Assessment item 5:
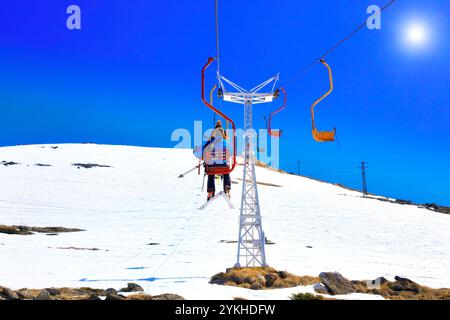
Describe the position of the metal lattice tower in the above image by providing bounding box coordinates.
[218,73,279,268]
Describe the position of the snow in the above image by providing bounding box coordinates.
[0,143,449,300]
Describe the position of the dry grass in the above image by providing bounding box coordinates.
[125,294,154,300]
[290,293,327,300]
[3,286,184,300]
[210,267,319,290]
[16,289,42,299]
[0,225,32,235]
[0,225,84,235]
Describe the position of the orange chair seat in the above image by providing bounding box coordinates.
[313,129,335,142]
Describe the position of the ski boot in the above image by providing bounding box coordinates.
[207,191,215,202]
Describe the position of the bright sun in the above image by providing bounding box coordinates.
[405,23,428,46]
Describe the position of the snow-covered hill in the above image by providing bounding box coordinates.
[0,144,449,300]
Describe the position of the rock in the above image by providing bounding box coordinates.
[319,272,356,295]
[16,289,36,300]
[35,290,52,300]
[0,286,19,300]
[264,273,279,287]
[151,293,185,300]
[395,199,413,205]
[72,163,112,169]
[87,295,102,300]
[1,161,19,166]
[250,282,263,290]
[277,271,288,279]
[390,276,421,294]
[210,272,227,285]
[376,277,389,285]
[45,288,61,296]
[17,226,85,234]
[105,288,117,295]
[0,225,33,235]
[313,283,329,294]
[120,283,143,293]
[105,293,126,300]
[422,203,450,215]
[0,225,85,235]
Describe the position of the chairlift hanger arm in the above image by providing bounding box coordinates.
[210,84,217,105]
[201,57,237,174]
[268,87,287,137]
[311,59,333,129]
[310,59,336,142]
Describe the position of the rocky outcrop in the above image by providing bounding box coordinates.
[210,267,319,290]
[315,273,450,300]
[319,272,356,295]
[119,283,144,293]
[105,293,126,300]
[421,203,450,215]
[0,287,19,300]
[0,285,184,300]
[72,163,112,169]
[151,294,185,300]
[1,161,19,166]
[0,225,85,236]
[35,290,52,300]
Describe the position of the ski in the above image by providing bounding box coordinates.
[198,191,235,210]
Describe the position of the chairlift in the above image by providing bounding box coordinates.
[311,59,336,142]
[201,57,237,175]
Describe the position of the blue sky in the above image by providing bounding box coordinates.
[0,0,449,205]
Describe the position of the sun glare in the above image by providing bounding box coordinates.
[405,23,428,47]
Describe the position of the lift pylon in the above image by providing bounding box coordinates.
[217,71,280,268]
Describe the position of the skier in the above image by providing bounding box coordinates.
[203,120,231,201]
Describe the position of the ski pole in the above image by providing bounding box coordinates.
[201,173,206,192]
[178,165,200,178]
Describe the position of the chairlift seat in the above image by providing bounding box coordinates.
[312,128,336,142]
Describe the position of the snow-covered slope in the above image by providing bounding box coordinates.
[0,144,449,300]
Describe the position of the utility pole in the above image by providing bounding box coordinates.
[360,161,368,197]
[263,115,268,130]
[297,160,301,176]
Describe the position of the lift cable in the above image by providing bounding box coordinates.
[215,0,221,74]
[282,0,397,86]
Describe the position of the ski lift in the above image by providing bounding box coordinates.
[210,84,217,108]
[210,84,229,133]
[268,87,287,137]
[201,57,237,176]
[311,59,336,142]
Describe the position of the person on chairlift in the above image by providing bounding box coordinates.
[203,120,231,201]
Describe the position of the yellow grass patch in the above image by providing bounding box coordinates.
[210,267,319,290]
